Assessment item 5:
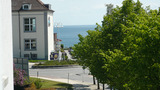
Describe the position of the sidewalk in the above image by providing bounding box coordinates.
[31,76,102,90]
[29,62,36,69]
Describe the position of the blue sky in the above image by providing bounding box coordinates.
[41,0,160,25]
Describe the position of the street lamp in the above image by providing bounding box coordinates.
[55,22,63,62]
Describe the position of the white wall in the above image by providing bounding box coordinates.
[0,0,13,90]
[47,11,54,60]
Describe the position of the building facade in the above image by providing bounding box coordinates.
[12,0,54,60]
[0,0,13,89]
[54,33,62,52]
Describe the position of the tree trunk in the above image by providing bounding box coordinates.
[103,83,105,90]
[110,86,112,90]
[93,76,96,85]
[157,86,160,90]
[97,79,100,89]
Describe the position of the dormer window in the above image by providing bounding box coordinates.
[22,4,31,10]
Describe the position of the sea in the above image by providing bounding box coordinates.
[54,25,97,48]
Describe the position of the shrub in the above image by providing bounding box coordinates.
[25,83,36,90]
[14,65,26,86]
[34,79,42,89]
[65,56,68,60]
[61,44,64,49]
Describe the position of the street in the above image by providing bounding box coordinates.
[30,66,93,83]
[29,65,110,90]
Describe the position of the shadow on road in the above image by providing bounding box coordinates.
[72,84,90,90]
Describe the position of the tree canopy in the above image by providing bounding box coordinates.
[73,0,160,89]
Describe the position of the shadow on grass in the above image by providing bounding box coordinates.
[54,83,73,90]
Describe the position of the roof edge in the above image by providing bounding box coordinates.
[12,10,55,12]
[37,0,49,10]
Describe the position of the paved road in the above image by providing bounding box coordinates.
[30,66,93,83]
[29,66,110,90]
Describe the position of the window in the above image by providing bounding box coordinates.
[22,4,31,10]
[24,18,36,32]
[24,54,29,58]
[24,39,36,50]
[48,17,50,27]
[31,54,37,59]
[24,5,29,10]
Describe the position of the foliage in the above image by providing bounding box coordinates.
[14,65,27,86]
[30,77,73,89]
[34,79,42,89]
[61,44,65,52]
[61,48,64,52]
[35,60,78,66]
[24,83,36,90]
[61,44,64,49]
[73,0,160,89]
[65,55,68,60]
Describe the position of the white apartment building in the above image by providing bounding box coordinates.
[0,0,13,89]
[12,0,54,60]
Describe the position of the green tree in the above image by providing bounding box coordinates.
[101,0,160,89]
[73,25,109,89]
[74,0,160,89]
[61,44,64,49]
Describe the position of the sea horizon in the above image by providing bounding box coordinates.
[54,25,97,48]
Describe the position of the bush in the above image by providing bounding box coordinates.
[14,65,26,86]
[65,56,68,60]
[61,48,64,52]
[34,60,78,66]
[25,83,36,90]
[34,79,42,89]
[61,44,64,49]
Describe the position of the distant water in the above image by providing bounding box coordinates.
[54,25,96,48]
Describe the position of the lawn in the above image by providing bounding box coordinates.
[33,60,78,66]
[30,77,73,89]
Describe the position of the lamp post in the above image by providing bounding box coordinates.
[55,22,63,62]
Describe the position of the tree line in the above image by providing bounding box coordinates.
[73,0,160,89]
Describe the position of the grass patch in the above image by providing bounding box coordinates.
[35,60,78,66]
[30,77,72,89]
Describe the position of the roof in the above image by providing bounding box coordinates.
[57,39,62,42]
[54,33,62,42]
[12,0,54,12]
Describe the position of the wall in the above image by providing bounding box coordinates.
[12,11,46,59]
[12,10,54,60]
[20,11,45,59]
[12,12,20,58]
[47,11,54,60]
[0,0,13,90]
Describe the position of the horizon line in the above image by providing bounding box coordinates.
[60,24,102,26]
